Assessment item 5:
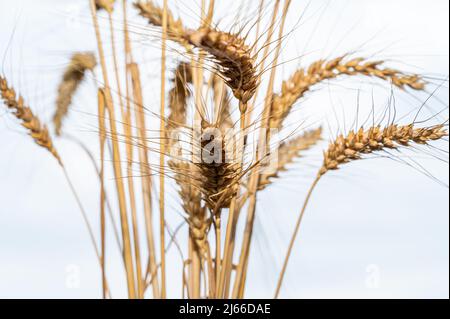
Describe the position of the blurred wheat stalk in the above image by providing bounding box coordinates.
[0,0,448,299]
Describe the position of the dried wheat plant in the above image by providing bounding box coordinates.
[53,52,97,136]
[0,0,448,300]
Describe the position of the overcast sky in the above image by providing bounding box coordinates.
[0,0,448,299]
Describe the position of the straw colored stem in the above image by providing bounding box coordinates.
[107,9,144,299]
[122,2,148,298]
[233,0,290,298]
[159,0,168,299]
[129,62,160,298]
[89,0,136,299]
[98,88,107,299]
[274,175,321,298]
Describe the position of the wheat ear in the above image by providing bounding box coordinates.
[258,127,322,190]
[196,123,241,210]
[134,0,190,49]
[320,124,447,175]
[0,75,112,294]
[275,122,448,298]
[184,28,258,111]
[270,57,427,130]
[53,52,97,136]
[169,160,210,253]
[1,76,61,164]
[167,62,192,134]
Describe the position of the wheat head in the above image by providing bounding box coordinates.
[184,28,258,111]
[53,52,97,136]
[1,76,61,164]
[320,124,447,175]
[270,57,426,130]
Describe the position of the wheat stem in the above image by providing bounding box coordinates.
[233,0,290,299]
[274,174,321,298]
[129,62,160,298]
[159,0,168,299]
[89,0,136,299]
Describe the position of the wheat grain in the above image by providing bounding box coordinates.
[270,57,426,130]
[167,62,192,134]
[320,124,447,175]
[134,0,190,49]
[184,28,258,109]
[169,160,210,254]
[53,52,97,136]
[1,76,61,164]
[258,127,322,190]
[196,123,241,210]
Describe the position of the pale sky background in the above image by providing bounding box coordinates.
[0,0,448,299]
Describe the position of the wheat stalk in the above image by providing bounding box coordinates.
[89,0,136,298]
[275,122,448,298]
[270,57,427,130]
[233,0,290,299]
[213,75,234,132]
[1,75,112,295]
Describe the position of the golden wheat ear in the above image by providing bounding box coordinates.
[1,76,62,164]
[276,122,448,298]
[169,160,210,254]
[184,28,259,112]
[134,0,190,49]
[320,124,448,175]
[270,57,427,130]
[53,52,97,136]
[258,127,323,191]
[166,62,192,134]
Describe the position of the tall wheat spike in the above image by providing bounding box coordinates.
[53,52,97,136]
[1,76,61,164]
[319,124,447,175]
[167,62,192,134]
[270,57,426,130]
[275,122,448,298]
[169,160,210,253]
